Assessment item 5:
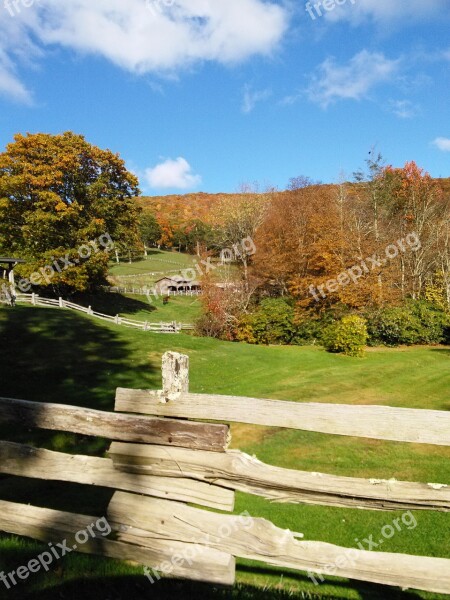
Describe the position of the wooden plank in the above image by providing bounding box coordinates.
[108,491,450,594]
[0,500,235,585]
[115,389,450,445]
[0,441,234,511]
[0,397,229,452]
[108,443,450,512]
[162,351,189,399]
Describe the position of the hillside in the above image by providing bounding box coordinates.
[138,178,450,216]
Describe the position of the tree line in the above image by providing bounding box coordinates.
[2,130,449,353]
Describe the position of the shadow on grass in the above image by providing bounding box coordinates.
[0,303,160,596]
[0,304,157,453]
[237,564,426,600]
[429,348,450,356]
[14,574,431,600]
[71,291,156,317]
[10,576,334,600]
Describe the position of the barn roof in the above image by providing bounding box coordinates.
[0,257,25,265]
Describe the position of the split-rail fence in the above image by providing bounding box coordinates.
[9,293,194,332]
[0,352,449,593]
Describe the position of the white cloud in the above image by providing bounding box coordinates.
[325,0,448,24]
[0,0,288,102]
[241,85,271,113]
[0,57,32,103]
[388,99,420,119]
[145,157,202,189]
[307,50,400,108]
[432,137,450,152]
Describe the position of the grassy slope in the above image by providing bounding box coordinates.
[109,249,196,277]
[107,250,237,287]
[72,291,202,324]
[0,304,449,600]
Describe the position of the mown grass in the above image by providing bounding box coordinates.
[109,249,196,276]
[73,291,202,324]
[107,249,237,286]
[0,303,449,600]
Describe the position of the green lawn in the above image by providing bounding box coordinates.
[0,304,449,600]
[72,291,202,324]
[109,250,196,277]
[107,249,237,287]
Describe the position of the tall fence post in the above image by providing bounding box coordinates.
[59,297,64,308]
[161,351,189,402]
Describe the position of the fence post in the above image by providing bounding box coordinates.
[59,297,64,308]
[31,293,36,306]
[161,351,189,401]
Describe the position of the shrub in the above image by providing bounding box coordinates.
[236,298,295,345]
[292,304,350,346]
[322,315,368,357]
[366,301,450,346]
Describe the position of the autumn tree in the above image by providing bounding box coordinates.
[286,175,321,190]
[212,193,269,281]
[196,272,262,340]
[382,161,449,300]
[0,131,141,292]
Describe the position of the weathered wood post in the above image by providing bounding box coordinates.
[161,351,189,402]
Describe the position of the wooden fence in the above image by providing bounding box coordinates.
[13,293,194,333]
[105,285,202,297]
[0,352,449,593]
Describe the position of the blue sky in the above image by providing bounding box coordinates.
[1,0,449,195]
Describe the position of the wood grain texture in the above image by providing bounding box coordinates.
[0,396,229,452]
[0,500,235,585]
[109,443,450,512]
[0,441,234,511]
[107,491,450,594]
[162,351,189,398]
[116,388,450,445]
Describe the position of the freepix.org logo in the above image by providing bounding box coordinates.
[306,0,357,21]
[0,517,111,590]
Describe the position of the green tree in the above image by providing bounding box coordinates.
[0,131,141,292]
[140,213,162,249]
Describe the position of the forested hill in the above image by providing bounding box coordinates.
[138,177,450,217]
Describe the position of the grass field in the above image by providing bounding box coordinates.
[109,250,196,277]
[0,303,449,600]
[73,291,202,324]
[108,249,237,287]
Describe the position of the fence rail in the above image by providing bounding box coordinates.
[105,285,202,297]
[14,293,194,333]
[0,351,449,594]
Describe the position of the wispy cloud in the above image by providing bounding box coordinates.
[432,137,450,152]
[145,157,202,189]
[388,99,420,119]
[0,0,289,102]
[241,85,271,113]
[0,56,32,104]
[325,0,448,24]
[307,50,400,108]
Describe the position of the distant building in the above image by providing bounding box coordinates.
[154,276,201,295]
[0,257,25,289]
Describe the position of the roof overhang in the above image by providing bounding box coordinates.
[0,257,25,266]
